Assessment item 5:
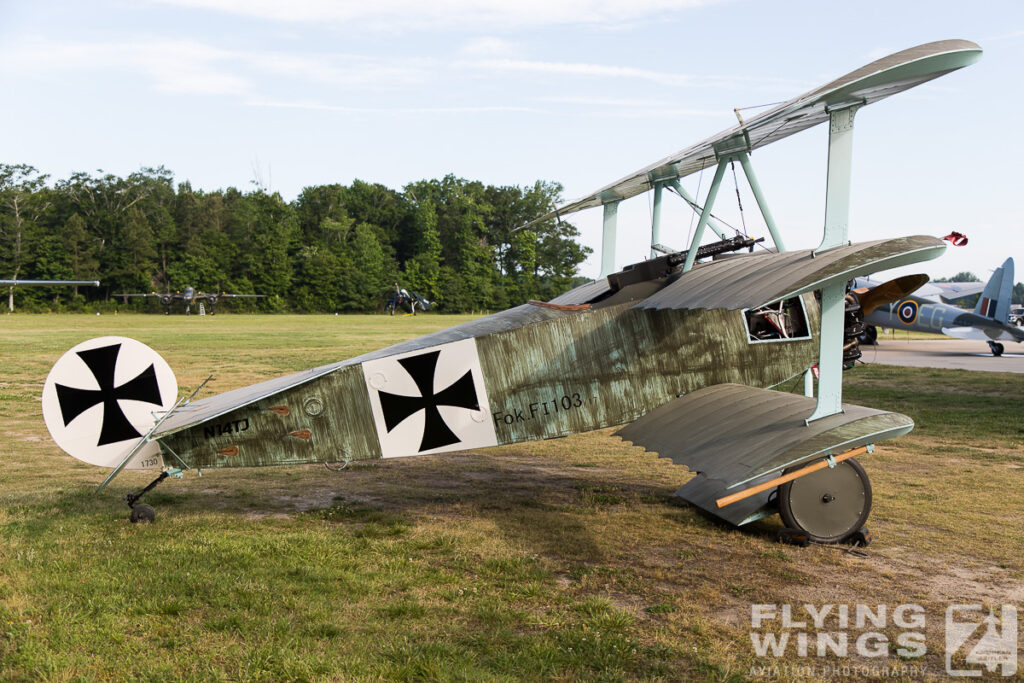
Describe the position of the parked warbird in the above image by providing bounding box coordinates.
[42,41,981,544]
[114,285,266,315]
[855,258,1024,356]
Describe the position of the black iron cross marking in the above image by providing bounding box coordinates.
[377,350,479,452]
[55,343,164,446]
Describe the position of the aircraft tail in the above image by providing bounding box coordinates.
[973,258,1014,322]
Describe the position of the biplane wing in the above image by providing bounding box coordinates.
[527,39,981,224]
[551,236,944,308]
[632,236,943,311]
[617,384,912,526]
[41,39,980,545]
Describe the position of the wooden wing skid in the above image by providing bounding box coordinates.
[633,235,945,311]
[527,40,981,225]
[616,383,913,525]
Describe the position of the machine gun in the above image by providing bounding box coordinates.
[607,236,763,292]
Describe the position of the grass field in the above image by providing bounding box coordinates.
[1,314,1022,681]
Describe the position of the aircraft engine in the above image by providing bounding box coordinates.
[843,291,864,369]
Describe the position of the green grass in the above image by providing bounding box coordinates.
[1,314,1022,680]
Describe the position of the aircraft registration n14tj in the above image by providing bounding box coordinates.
[43,40,981,543]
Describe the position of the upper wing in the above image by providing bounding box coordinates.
[527,40,981,225]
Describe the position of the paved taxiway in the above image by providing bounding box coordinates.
[860,338,1024,373]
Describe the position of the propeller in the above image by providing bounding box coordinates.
[852,274,929,315]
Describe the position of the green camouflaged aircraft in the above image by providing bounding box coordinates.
[42,40,981,544]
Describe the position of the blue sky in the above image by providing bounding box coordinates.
[1,1,1021,280]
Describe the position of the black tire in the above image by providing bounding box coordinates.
[778,458,871,544]
[130,504,156,524]
[858,325,877,346]
[992,342,1004,357]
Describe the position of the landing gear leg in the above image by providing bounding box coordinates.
[777,458,872,544]
[125,471,170,523]
[988,341,1004,357]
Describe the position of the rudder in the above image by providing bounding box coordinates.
[974,258,1014,321]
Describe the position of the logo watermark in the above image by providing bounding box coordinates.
[946,604,1017,677]
[747,602,1018,678]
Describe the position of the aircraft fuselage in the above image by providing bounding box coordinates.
[158,296,821,470]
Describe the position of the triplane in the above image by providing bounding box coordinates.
[43,41,981,544]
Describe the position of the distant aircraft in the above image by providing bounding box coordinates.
[41,40,980,545]
[2,279,100,312]
[115,286,266,315]
[385,284,431,316]
[855,258,1024,355]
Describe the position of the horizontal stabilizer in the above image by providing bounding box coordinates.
[633,236,944,311]
[942,325,1024,343]
[617,383,913,523]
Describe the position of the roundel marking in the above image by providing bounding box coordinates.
[42,336,177,469]
[896,300,919,325]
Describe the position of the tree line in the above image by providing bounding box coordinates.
[0,164,591,313]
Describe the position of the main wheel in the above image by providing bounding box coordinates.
[130,504,156,524]
[778,458,871,544]
[858,325,877,346]
[989,342,1004,357]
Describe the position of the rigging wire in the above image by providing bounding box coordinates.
[733,99,786,113]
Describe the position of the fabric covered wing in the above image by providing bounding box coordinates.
[616,383,913,524]
[633,236,944,311]
[526,40,980,224]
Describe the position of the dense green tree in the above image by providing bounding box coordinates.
[935,272,980,282]
[1,165,591,313]
[341,223,392,311]
[402,199,442,304]
[0,164,53,310]
[62,213,100,297]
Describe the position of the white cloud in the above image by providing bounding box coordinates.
[539,95,722,117]
[4,37,250,95]
[464,58,696,86]
[2,37,431,95]
[150,0,721,30]
[458,37,522,58]
[247,98,541,114]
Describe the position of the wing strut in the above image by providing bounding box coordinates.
[737,152,785,252]
[681,158,730,273]
[649,182,663,259]
[808,103,862,422]
[600,202,619,278]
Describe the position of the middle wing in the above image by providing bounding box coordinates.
[552,235,945,310]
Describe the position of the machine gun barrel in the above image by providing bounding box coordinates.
[607,236,763,292]
[666,235,763,268]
